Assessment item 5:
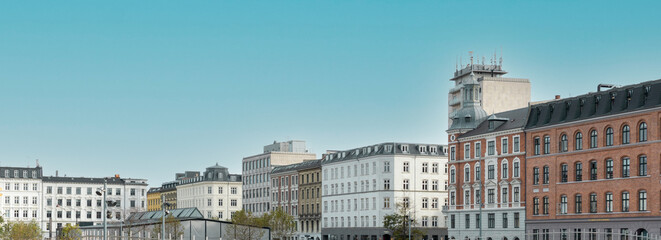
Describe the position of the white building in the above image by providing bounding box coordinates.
[321,143,449,240]
[242,140,316,216]
[0,166,43,225]
[41,175,148,237]
[176,164,242,221]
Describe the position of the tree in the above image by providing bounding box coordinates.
[383,203,425,240]
[225,210,266,240]
[59,224,81,240]
[263,207,296,240]
[151,214,184,239]
[0,220,43,240]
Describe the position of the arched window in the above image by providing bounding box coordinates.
[475,163,481,181]
[575,162,583,181]
[543,166,549,184]
[560,134,568,152]
[543,136,551,154]
[605,192,613,213]
[464,165,471,182]
[639,155,648,176]
[560,164,568,182]
[559,195,568,214]
[589,193,597,213]
[622,125,630,144]
[533,137,541,155]
[533,197,539,215]
[622,191,630,212]
[450,166,456,183]
[590,130,598,148]
[638,190,647,211]
[575,194,582,213]
[639,122,648,142]
[575,132,583,150]
[501,160,508,179]
[533,167,539,185]
[605,158,614,179]
[512,159,520,178]
[590,161,597,180]
[622,157,630,178]
[606,127,614,146]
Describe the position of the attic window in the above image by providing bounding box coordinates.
[644,86,651,104]
[374,146,379,152]
[401,145,409,153]
[386,145,393,153]
[489,121,495,130]
[465,116,471,122]
[367,147,372,154]
[626,89,633,107]
[430,146,438,153]
[419,146,426,153]
[565,101,571,111]
[355,149,360,155]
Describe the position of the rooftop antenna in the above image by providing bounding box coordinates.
[499,47,503,67]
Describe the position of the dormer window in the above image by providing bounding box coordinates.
[430,146,437,154]
[355,149,360,155]
[386,145,393,153]
[489,121,495,130]
[401,145,409,153]
[419,146,426,153]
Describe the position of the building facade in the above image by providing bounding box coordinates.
[160,181,178,210]
[524,80,661,239]
[448,55,530,127]
[146,187,161,212]
[242,140,316,216]
[271,164,300,240]
[0,166,43,224]
[445,108,528,240]
[321,143,448,240]
[297,160,321,240]
[176,164,242,221]
[41,175,148,237]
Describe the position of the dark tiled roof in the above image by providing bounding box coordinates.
[526,79,661,129]
[0,166,43,179]
[272,159,321,174]
[459,107,530,138]
[42,176,148,186]
[321,142,446,165]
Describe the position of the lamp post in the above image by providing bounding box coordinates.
[161,194,171,240]
[408,215,413,240]
[95,178,108,240]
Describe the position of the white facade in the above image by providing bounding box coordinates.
[41,176,148,237]
[176,164,242,221]
[321,143,449,240]
[0,167,43,224]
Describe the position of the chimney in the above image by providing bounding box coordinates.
[555,95,561,100]
[115,174,120,179]
[56,170,58,177]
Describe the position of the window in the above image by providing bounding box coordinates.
[450,215,455,229]
[403,162,409,172]
[464,144,471,159]
[465,214,470,229]
[384,161,391,173]
[513,187,520,202]
[543,196,549,215]
[450,147,455,161]
[622,157,630,178]
[475,142,481,157]
[475,164,481,181]
[464,166,470,182]
[589,193,597,213]
[488,189,495,204]
[560,134,568,152]
[514,212,520,228]
[422,198,428,208]
[450,191,455,205]
[605,159,614,179]
[422,180,428,190]
[488,141,495,155]
[488,165,495,179]
[622,192,630,212]
[502,138,508,154]
[534,137,540,155]
[560,195,567,214]
[543,166,549,184]
[639,122,648,142]
[575,162,583,181]
[422,163,428,173]
[403,198,409,208]
[432,163,438,173]
[513,161,519,178]
[590,130,598,148]
[432,216,438,227]
[402,179,409,190]
[533,167,540,185]
[384,197,390,209]
[543,136,550,154]
[450,167,456,183]
[638,155,647,176]
[606,127,614,146]
[605,192,613,213]
[638,190,647,211]
[590,161,597,180]
[513,136,520,152]
[575,132,583,150]
[383,179,390,190]
[432,198,438,208]
[561,164,568,182]
[475,214,481,228]
[533,197,539,215]
[488,213,495,228]
[622,125,630,144]
[575,194,582,213]
[502,213,508,228]
[502,161,508,179]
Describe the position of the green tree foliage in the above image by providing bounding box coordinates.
[383,203,425,240]
[225,210,266,240]
[59,224,81,240]
[263,207,295,240]
[150,214,184,239]
[0,220,43,240]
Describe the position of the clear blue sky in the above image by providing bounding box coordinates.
[1,1,660,186]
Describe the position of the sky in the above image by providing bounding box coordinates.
[1,1,661,186]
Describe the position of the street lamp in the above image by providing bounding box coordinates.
[96,178,108,240]
[161,194,172,240]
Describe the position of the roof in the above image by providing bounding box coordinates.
[207,163,227,169]
[42,176,148,186]
[124,208,204,223]
[526,79,661,129]
[321,142,446,165]
[147,187,161,194]
[271,159,321,174]
[459,107,530,138]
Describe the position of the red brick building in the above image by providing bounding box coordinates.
[524,80,661,239]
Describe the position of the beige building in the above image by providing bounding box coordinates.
[242,140,316,216]
[297,160,321,240]
[448,54,530,127]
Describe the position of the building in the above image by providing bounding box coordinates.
[242,140,316,216]
[271,162,301,239]
[41,175,148,237]
[524,80,661,239]
[176,163,242,221]
[160,181,178,210]
[297,159,322,240]
[0,166,43,224]
[448,53,530,127]
[146,187,161,211]
[445,107,528,240]
[321,142,448,240]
